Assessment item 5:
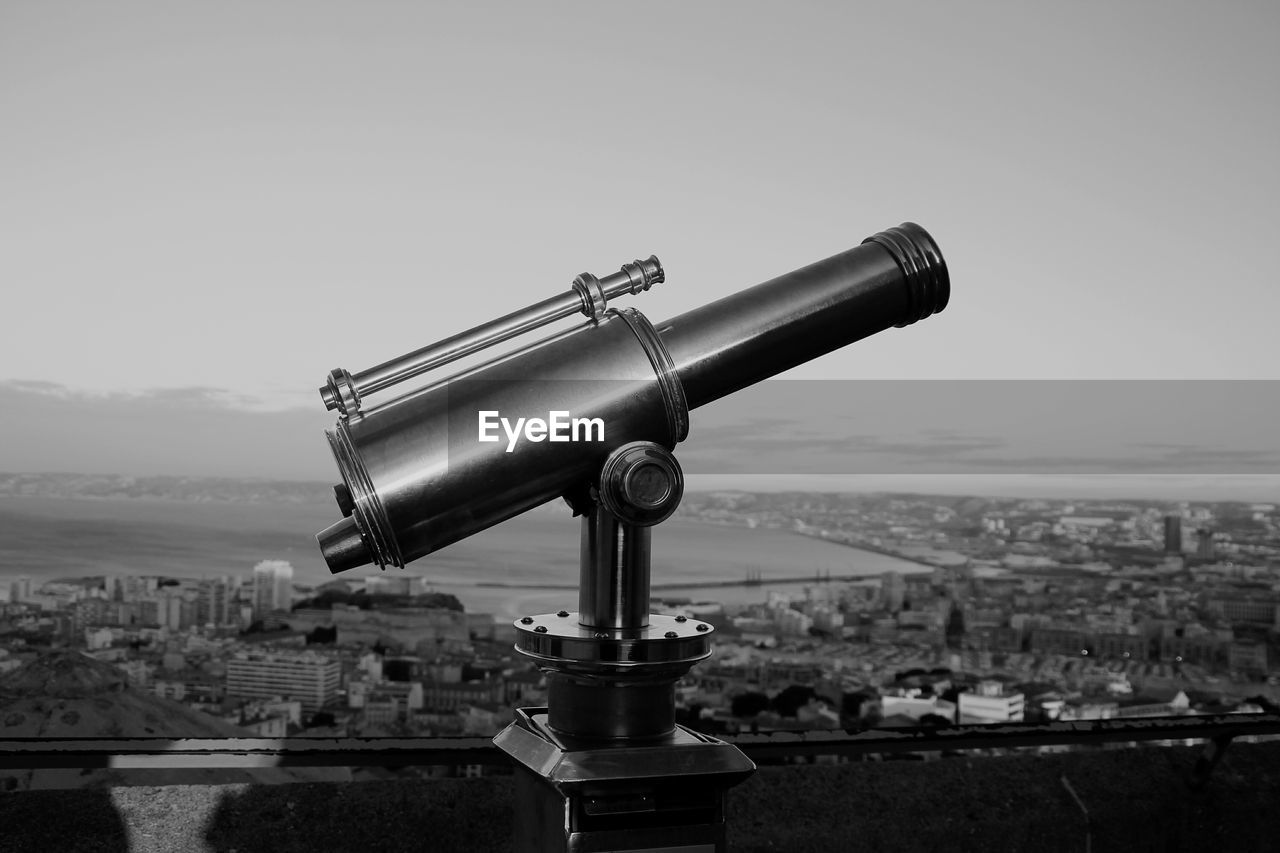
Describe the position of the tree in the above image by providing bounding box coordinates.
[771,685,817,718]
[731,691,770,718]
[308,711,336,728]
[306,625,337,645]
[1246,695,1280,715]
[918,713,953,729]
[841,691,869,719]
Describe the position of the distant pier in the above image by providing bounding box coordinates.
[786,528,956,571]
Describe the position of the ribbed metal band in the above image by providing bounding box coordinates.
[862,221,950,328]
[571,272,607,322]
[610,307,690,445]
[327,424,404,569]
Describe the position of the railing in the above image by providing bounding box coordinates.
[4,713,1279,782]
[6,717,1280,852]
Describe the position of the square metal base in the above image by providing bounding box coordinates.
[494,708,755,853]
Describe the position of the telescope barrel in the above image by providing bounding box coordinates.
[660,222,948,409]
[316,223,948,573]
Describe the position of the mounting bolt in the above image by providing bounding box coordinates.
[557,610,569,617]
[520,617,534,625]
[534,625,548,634]
[696,623,709,632]
[665,631,679,639]
[674,615,688,623]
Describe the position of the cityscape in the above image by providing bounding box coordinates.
[5,0,1278,845]
[3,484,1279,789]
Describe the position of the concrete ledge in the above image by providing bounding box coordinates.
[3,742,1280,852]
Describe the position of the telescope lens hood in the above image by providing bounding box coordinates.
[862,221,950,327]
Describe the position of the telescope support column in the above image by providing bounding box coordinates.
[578,505,651,635]
[495,442,756,852]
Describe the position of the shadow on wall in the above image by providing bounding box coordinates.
[0,786,130,853]
[4,743,1280,851]
[201,778,512,853]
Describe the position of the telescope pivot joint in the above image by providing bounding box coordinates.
[597,441,683,526]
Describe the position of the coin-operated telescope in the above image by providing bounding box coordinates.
[314,223,949,853]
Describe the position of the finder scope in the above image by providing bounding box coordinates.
[316,222,949,574]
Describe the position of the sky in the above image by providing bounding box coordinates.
[3,1,1279,499]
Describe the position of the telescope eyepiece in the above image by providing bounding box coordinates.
[619,255,664,293]
[317,516,371,574]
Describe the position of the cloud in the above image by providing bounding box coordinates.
[1,381,277,412]
[680,414,1013,473]
[5,379,69,395]
[675,382,1280,474]
[4,378,1280,479]
[0,380,332,480]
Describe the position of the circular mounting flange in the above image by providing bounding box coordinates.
[513,612,712,674]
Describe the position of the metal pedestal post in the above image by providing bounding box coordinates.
[494,443,756,852]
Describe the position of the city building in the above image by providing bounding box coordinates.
[225,651,340,711]
[1094,632,1148,661]
[421,679,504,712]
[880,695,954,722]
[288,603,469,648]
[160,593,195,632]
[1158,633,1226,666]
[1059,699,1119,721]
[880,571,905,612]
[197,577,234,627]
[957,681,1025,724]
[252,561,294,618]
[1229,641,1269,674]
[1115,690,1190,719]
[1196,528,1216,561]
[1029,627,1092,657]
[945,602,966,650]
[1164,515,1182,554]
[1207,596,1280,626]
[361,683,425,726]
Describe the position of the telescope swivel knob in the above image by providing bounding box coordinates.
[596,441,683,526]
